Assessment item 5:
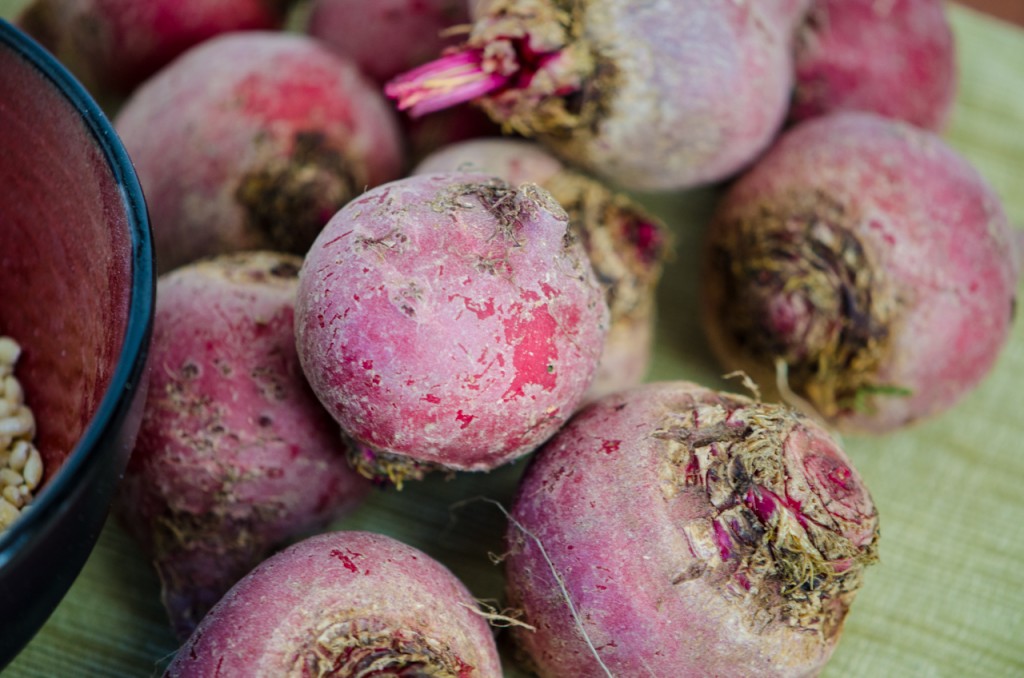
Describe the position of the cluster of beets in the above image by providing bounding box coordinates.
[17,0,1019,676]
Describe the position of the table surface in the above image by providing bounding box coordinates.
[2,3,1023,677]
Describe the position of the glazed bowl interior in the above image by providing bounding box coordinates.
[0,19,153,666]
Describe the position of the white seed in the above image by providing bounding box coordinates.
[0,497,19,529]
[0,418,24,437]
[22,448,42,490]
[8,439,29,471]
[0,406,34,438]
[2,485,22,508]
[0,336,41,533]
[0,337,20,366]
[0,415,28,437]
[4,375,23,405]
[0,468,22,487]
[21,406,35,439]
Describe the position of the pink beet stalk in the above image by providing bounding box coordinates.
[387,49,514,117]
[384,5,588,125]
[304,0,502,164]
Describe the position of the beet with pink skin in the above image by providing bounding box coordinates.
[114,31,404,273]
[791,0,956,131]
[386,0,811,191]
[700,112,1020,434]
[117,252,371,640]
[505,381,879,677]
[414,138,670,402]
[167,531,503,677]
[17,0,294,102]
[295,172,608,485]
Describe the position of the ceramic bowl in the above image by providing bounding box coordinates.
[0,19,153,667]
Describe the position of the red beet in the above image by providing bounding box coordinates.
[294,172,608,485]
[792,0,956,131]
[17,0,294,101]
[701,112,1020,433]
[505,381,879,677]
[167,531,503,677]
[117,252,370,639]
[386,0,811,191]
[414,138,670,402]
[114,31,404,273]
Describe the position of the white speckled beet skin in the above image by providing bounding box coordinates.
[457,0,811,191]
[167,531,503,677]
[540,0,810,190]
[117,252,370,641]
[295,172,608,474]
[414,138,669,403]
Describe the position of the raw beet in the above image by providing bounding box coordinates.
[17,0,294,101]
[117,252,370,640]
[414,138,670,402]
[791,0,956,131]
[386,0,811,191]
[505,381,879,677]
[114,31,404,273]
[700,112,1020,433]
[167,531,503,677]
[294,172,608,485]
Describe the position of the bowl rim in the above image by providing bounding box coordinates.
[0,19,154,563]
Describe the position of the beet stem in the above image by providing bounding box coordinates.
[385,49,512,117]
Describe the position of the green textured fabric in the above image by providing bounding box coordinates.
[4,4,1023,676]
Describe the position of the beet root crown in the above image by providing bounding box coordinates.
[707,189,901,420]
[506,383,880,676]
[234,130,358,256]
[288,616,476,677]
[654,392,879,634]
[385,0,599,137]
